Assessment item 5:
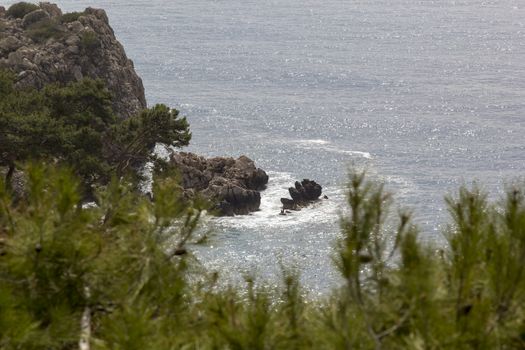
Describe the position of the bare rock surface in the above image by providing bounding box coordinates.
[280,179,323,210]
[0,2,146,118]
[170,152,269,216]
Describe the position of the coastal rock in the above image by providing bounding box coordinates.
[0,36,24,55]
[0,2,146,118]
[280,198,296,210]
[280,179,322,210]
[207,179,261,216]
[170,152,268,216]
[38,3,62,18]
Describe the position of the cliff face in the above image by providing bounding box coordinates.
[0,3,270,215]
[0,2,146,118]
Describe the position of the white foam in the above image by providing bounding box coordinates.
[290,139,372,159]
[212,171,346,230]
[294,139,331,145]
[329,149,372,159]
[153,143,172,161]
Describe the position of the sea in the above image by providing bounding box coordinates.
[5,0,525,294]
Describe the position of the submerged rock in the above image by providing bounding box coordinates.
[280,179,322,210]
[170,152,269,216]
[0,2,146,118]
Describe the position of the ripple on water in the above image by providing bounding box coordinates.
[190,171,348,292]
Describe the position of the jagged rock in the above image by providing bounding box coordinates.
[280,198,296,210]
[0,167,27,202]
[289,187,302,202]
[213,183,261,216]
[223,155,269,191]
[280,179,322,210]
[170,152,268,216]
[0,36,24,55]
[301,179,322,200]
[38,2,62,18]
[0,3,146,118]
[0,6,6,18]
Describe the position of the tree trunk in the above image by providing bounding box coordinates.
[5,163,15,190]
[79,286,92,350]
[79,306,91,350]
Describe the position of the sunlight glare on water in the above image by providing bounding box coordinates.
[7,0,525,292]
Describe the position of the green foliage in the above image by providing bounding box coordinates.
[25,18,65,43]
[80,31,100,52]
[2,151,525,347]
[322,173,525,349]
[0,70,191,192]
[0,69,14,97]
[60,11,85,24]
[0,76,115,188]
[6,2,39,19]
[0,164,205,349]
[105,104,191,178]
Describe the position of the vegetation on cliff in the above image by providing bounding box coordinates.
[5,2,39,19]
[0,69,190,194]
[0,2,146,118]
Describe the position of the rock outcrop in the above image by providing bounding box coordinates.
[281,179,322,210]
[0,2,146,118]
[170,152,269,216]
[0,4,272,216]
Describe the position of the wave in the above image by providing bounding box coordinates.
[188,171,347,294]
[294,139,331,145]
[213,171,346,231]
[291,139,372,159]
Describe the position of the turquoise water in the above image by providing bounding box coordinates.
[6,0,525,292]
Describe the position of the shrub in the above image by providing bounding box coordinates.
[80,30,99,51]
[6,2,39,19]
[60,11,85,24]
[0,69,14,97]
[25,18,64,43]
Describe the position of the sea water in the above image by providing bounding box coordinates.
[6,0,525,293]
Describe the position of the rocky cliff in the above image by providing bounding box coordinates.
[1,3,271,215]
[0,2,146,118]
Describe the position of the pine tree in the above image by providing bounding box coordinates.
[0,69,191,193]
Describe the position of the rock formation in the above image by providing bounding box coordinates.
[0,2,146,118]
[170,152,269,216]
[281,179,323,210]
[0,4,272,217]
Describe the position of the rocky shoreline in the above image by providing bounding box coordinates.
[169,152,269,216]
[1,2,324,217]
